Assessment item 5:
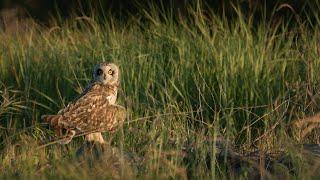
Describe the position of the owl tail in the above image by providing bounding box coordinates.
[42,114,63,127]
[42,114,75,144]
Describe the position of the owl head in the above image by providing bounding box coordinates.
[93,62,120,86]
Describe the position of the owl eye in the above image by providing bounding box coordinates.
[108,69,113,75]
[96,69,103,76]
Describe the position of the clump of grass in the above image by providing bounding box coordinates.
[1,2,320,178]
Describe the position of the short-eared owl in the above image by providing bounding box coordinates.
[42,62,126,144]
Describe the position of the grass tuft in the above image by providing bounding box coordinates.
[1,4,320,178]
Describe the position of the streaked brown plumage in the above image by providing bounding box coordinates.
[42,62,125,144]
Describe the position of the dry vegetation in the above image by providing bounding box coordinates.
[1,3,320,179]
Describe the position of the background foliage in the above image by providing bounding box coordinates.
[1,1,320,179]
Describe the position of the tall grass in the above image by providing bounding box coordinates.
[1,3,320,178]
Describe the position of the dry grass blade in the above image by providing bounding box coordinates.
[0,85,26,116]
[293,113,320,128]
[292,113,320,140]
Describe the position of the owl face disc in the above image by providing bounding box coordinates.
[93,62,120,86]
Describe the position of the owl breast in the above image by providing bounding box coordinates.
[107,91,117,104]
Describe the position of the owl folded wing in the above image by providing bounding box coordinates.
[42,84,126,136]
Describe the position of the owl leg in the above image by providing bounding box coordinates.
[59,130,76,144]
[85,133,105,144]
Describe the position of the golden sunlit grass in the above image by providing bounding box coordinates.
[1,3,320,179]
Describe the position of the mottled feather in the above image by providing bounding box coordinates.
[42,62,124,144]
[43,83,124,131]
